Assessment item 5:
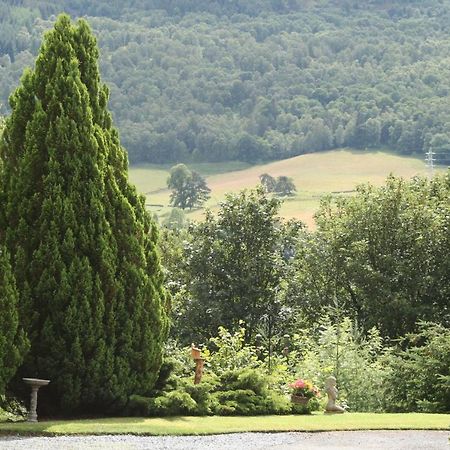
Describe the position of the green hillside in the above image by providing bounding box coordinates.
[129,149,442,227]
[1,1,450,165]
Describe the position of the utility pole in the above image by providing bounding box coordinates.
[425,147,436,178]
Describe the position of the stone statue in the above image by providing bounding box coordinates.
[324,376,345,413]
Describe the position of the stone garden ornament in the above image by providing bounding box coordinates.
[22,378,50,422]
[324,376,346,414]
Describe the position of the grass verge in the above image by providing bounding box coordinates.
[0,413,449,436]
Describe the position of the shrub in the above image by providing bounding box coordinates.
[0,395,27,422]
[292,317,386,412]
[127,367,292,416]
[206,326,261,375]
[381,323,450,413]
[212,368,291,415]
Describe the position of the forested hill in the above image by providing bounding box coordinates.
[1,0,450,165]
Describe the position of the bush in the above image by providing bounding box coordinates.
[291,317,386,412]
[212,368,291,415]
[127,390,198,417]
[127,367,292,416]
[0,395,27,422]
[206,326,262,375]
[381,323,450,413]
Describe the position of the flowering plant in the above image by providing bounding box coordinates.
[289,379,320,398]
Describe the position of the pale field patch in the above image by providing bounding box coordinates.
[128,149,444,228]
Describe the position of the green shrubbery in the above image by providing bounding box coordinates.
[290,318,386,412]
[381,323,450,413]
[0,395,27,422]
[127,367,292,417]
[128,319,450,416]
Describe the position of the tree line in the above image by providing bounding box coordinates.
[1,0,450,165]
[162,172,450,345]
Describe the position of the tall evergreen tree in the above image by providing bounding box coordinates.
[0,246,28,395]
[0,15,168,414]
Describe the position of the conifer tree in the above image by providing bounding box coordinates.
[0,15,168,414]
[0,246,28,395]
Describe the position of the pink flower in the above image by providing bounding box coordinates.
[289,378,321,398]
[290,379,306,389]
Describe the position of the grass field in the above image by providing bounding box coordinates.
[0,413,448,436]
[129,149,445,228]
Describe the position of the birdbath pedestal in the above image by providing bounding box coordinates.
[23,378,50,422]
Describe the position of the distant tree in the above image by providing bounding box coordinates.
[167,164,210,209]
[259,173,276,192]
[163,207,186,230]
[187,171,211,207]
[275,176,296,196]
[167,164,192,209]
[0,15,168,414]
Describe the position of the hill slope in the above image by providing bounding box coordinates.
[1,1,450,165]
[129,149,441,228]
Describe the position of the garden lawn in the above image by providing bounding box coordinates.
[0,413,448,436]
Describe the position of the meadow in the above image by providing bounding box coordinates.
[129,149,441,228]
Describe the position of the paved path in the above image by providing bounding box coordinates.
[0,431,449,449]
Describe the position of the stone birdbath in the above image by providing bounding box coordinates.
[23,378,50,422]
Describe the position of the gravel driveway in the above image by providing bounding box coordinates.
[0,431,449,449]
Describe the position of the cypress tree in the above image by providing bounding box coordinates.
[0,246,28,395]
[0,15,168,414]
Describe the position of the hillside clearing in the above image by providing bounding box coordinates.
[129,149,444,228]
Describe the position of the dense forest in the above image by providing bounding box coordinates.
[1,0,450,164]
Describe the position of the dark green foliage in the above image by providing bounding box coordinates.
[0,247,28,395]
[125,394,155,416]
[275,176,296,196]
[0,15,168,414]
[260,174,296,196]
[0,394,27,422]
[179,188,296,342]
[259,173,276,193]
[382,323,450,413]
[287,173,450,339]
[1,1,450,164]
[167,164,210,210]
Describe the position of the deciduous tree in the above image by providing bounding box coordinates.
[288,174,450,339]
[167,164,210,209]
[178,187,301,343]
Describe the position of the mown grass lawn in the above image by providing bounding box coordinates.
[0,413,449,436]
